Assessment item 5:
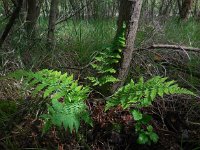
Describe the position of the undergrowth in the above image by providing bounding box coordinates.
[54,19,117,63]
[164,18,200,47]
[9,69,93,133]
[0,17,200,148]
[1,17,200,69]
[0,100,17,129]
[88,24,126,87]
[106,76,195,144]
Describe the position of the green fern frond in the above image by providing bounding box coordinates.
[42,100,92,133]
[11,69,92,134]
[88,24,126,87]
[106,76,195,110]
[105,76,195,144]
[106,76,196,144]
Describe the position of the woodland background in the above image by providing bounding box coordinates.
[0,0,200,149]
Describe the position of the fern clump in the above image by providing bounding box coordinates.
[41,100,92,133]
[88,24,126,86]
[106,76,195,144]
[10,69,92,133]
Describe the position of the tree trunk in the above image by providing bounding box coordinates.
[159,0,165,15]
[0,0,23,48]
[177,0,182,16]
[151,0,156,21]
[26,0,37,38]
[47,0,59,50]
[180,0,193,20]
[19,0,27,25]
[111,0,143,92]
[25,0,42,38]
[115,0,129,37]
[160,0,173,16]
[194,0,199,17]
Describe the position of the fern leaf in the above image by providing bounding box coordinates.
[158,88,164,97]
[150,88,157,100]
[32,83,47,96]
[43,86,57,98]
[52,113,63,127]
[52,99,63,112]
[52,91,66,101]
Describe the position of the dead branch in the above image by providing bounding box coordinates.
[138,44,200,53]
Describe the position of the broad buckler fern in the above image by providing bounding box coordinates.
[9,69,93,133]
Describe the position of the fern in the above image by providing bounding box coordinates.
[10,69,92,133]
[88,24,126,86]
[106,76,195,144]
[41,100,92,133]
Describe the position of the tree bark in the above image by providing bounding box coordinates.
[151,0,156,21]
[177,0,182,16]
[25,0,43,38]
[115,0,129,37]
[26,0,37,37]
[19,0,27,23]
[47,0,59,49]
[180,0,193,20]
[111,0,143,92]
[160,0,173,16]
[0,0,23,48]
[194,0,199,17]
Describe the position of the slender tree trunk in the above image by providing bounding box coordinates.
[115,0,129,37]
[172,0,178,16]
[142,0,149,22]
[194,0,199,17]
[19,0,27,23]
[47,0,59,50]
[177,0,182,16]
[10,0,17,6]
[151,0,156,21]
[25,0,43,38]
[159,0,165,15]
[69,0,79,19]
[161,0,173,16]
[0,0,23,48]
[26,0,37,38]
[111,0,143,92]
[180,0,193,20]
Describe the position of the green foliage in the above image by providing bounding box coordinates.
[58,19,116,63]
[163,18,200,48]
[0,101,17,129]
[88,24,126,86]
[106,76,195,144]
[10,69,92,133]
[41,100,92,133]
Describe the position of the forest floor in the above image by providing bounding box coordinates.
[0,17,200,149]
